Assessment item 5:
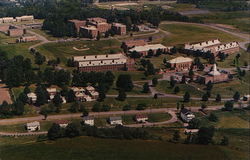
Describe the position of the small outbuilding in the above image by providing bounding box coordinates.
[26,121,40,131]
[109,116,123,126]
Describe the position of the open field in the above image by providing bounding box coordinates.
[113,71,162,81]
[217,50,249,68]
[30,29,58,41]
[0,135,247,160]
[156,80,204,97]
[191,11,250,33]
[160,23,243,46]
[36,39,122,65]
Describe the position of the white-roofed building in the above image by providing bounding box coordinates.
[203,42,240,56]
[184,39,221,51]
[74,53,134,72]
[167,56,193,71]
[27,92,37,104]
[26,121,40,131]
[129,44,171,57]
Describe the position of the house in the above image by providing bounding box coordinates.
[73,53,134,72]
[55,120,69,128]
[86,86,95,92]
[27,92,37,103]
[71,87,85,93]
[47,88,57,95]
[180,108,195,122]
[89,91,99,100]
[129,44,171,57]
[83,116,95,126]
[26,121,40,131]
[135,114,148,123]
[167,56,193,71]
[109,116,123,125]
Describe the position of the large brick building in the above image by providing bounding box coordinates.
[68,17,126,38]
[15,15,34,22]
[184,39,240,56]
[8,28,24,37]
[197,64,229,84]
[112,23,126,35]
[129,44,171,57]
[73,53,134,72]
[17,35,38,43]
[167,56,193,71]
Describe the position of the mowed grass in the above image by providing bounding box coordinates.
[148,113,171,123]
[0,136,246,160]
[160,23,243,46]
[156,80,204,97]
[36,39,122,65]
[30,29,58,41]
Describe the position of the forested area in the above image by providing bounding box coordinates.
[177,0,249,11]
[0,0,201,37]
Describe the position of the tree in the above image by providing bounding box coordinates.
[183,92,190,102]
[35,85,49,106]
[154,94,158,99]
[23,85,31,94]
[13,100,24,115]
[201,104,207,110]
[116,74,134,92]
[206,81,213,91]
[123,104,131,111]
[233,91,240,102]
[102,104,111,112]
[136,103,147,110]
[18,92,28,104]
[82,107,89,117]
[117,89,127,101]
[65,123,80,138]
[215,94,221,102]
[188,69,194,77]
[96,32,101,41]
[202,93,208,101]
[152,77,158,87]
[92,103,101,112]
[174,86,180,94]
[197,127,215,145]
[170,77,176,88]
[35,52,46,68]
[40,106,49,120]
[220,136,229,146]
[188,118,200,129]
[69,102,79,113]
[224,101,234,111]
[66,89,76,102]
[142,83,150,93]
[208,113,218,122]
[52,93,63,112]
[172,130,180,142]
[146,62,155,75]
[48,123,61,140]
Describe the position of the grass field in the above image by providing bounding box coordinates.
[160,23,243,46]
[0,135,247,160]
[191,11,250,33]
[30,29,58,41]
[156,80,204,97]
[113,71,162,81]
[37,39,122,65]
[148,113,171,123]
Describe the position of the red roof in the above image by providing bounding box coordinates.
[135,114,148,119]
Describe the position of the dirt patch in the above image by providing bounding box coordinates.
[0,84,12,104]
[73,47,90,51]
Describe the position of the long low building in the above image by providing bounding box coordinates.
[184,39,240,56]
[73,53,134,72]
[167,56,193,71]
[129,44,171,57]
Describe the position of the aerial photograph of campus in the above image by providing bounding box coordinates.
[0,0,249,159]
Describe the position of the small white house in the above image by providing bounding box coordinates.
[86,86,95,92]
[83,116,94,126]
[135,114,148,123]
[26,121,40,131]
[180,108,195,122]
[27,92,37,103]
[109,116,123,125]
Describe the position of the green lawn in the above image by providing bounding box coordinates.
[0,121,53,133]
[113,71,162,81]
[0,136,247,160]
[148,113,172,123]
[168,3,197,12]
[30,29,58,41]
[36,39,122,65]
[160,23,243,46]
[191,11,250,33]
[156,80,204,97]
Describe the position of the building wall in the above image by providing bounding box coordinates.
[8,29,24,37]
[78,64,126,72]
[169,61,192,71]
[0,25,10,32]
[199,74,229,84]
